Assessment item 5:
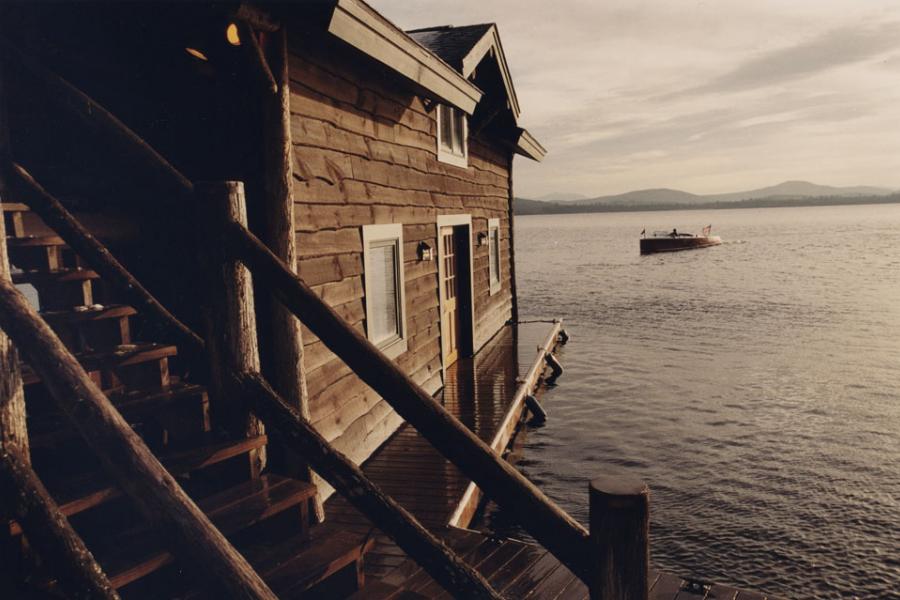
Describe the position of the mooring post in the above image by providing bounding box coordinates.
[589,475,650,600]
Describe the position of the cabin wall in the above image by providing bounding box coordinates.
[287,38,514,488]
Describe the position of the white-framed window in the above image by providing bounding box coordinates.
[362,224,408,358]
[437,104,468,168]
[488,218,501,295]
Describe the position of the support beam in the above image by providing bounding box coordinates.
[226,221,594,583]
[0,279,277,600]
[9,164,205,353]
[238,372,501,600]
[0,450,119,600]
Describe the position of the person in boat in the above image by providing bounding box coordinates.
[671,228,678,238]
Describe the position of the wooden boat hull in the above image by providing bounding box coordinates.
[640,236,721,255]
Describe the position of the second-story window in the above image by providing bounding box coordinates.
[437,104,468,167]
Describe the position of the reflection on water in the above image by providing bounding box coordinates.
[484,204,900,598]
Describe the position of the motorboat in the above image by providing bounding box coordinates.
[640,225,721,254]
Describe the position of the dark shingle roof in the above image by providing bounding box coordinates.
[406,24,494,72]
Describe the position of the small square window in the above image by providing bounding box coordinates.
[362,224,408,358]
[437,104,468,168]
[488,218,501,295]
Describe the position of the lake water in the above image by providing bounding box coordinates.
[486,204,900,598]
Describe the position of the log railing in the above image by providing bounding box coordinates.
[0,449,120,600]
[0,278,277,600]
[220,188,594,582]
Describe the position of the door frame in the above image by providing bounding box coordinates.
[436,214,476,377]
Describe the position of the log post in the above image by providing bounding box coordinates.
[195,181,265,476]
[0,450,119,600]
[589,476,650,600]
[256,27,318,514]
[0,56,30,580]
[0,47,27,463]
[0,278,277,599]
[237,372,501,600]
[226,221,595,582]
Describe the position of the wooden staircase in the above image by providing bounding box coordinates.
[2,202,371,599]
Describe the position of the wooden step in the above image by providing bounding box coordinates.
[21,342,177,388]
[349,580,430,600]
[12,268,96,310]
[6,234,66,248]
[8,435,268,536]
[100,474,317,589]
[41,304,137,325]
[28,382,209,450]
[254,523,373,599]
[40,304,136,352]
[12,268,99,285]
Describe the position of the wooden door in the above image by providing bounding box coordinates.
[440,226,460,366]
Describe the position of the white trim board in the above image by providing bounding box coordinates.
[436,214,476,377]
[361,223,408,359]
[327,0,482,115]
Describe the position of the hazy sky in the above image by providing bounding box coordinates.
[373,0,900,198]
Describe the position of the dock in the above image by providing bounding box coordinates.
[326,320,784,600]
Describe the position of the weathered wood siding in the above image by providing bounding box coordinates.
[287,40,514,489]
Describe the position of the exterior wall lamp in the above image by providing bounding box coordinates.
[477,232,489,246]
[417,241,434,261]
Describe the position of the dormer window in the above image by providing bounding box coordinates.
[437,104,467,167]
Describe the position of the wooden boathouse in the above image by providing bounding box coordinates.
[0,1,781,598]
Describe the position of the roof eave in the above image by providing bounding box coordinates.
[460,25,521,124]
[327,0,483,114]
[515,128,546,162]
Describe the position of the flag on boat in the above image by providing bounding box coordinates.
[702,225,712,236]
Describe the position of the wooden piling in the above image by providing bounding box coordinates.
[589,476,650,600]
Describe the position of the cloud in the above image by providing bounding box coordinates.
[668,22,900,98]
[372,0,900,196]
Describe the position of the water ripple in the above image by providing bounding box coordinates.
[480,205,900,599]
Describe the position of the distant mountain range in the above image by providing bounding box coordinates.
[515,181,900,215]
